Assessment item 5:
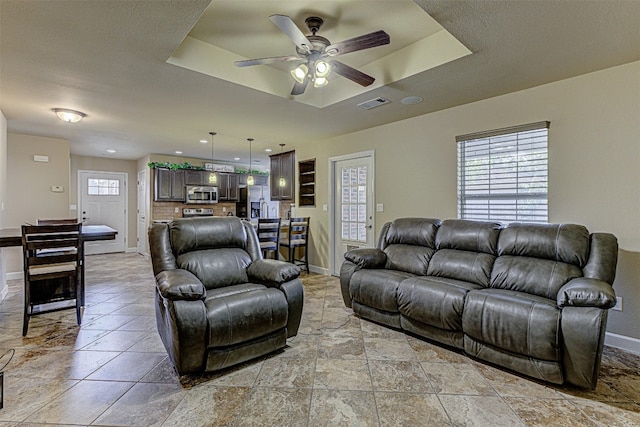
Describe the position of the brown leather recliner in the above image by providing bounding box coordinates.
[149,217,303,375]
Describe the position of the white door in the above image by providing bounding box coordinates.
[330,152,375,276]
[79,171,127,255]
[137,170,147,255]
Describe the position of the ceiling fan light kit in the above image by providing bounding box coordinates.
[234,14,390,96]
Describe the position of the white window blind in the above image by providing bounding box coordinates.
[457,121,549,223]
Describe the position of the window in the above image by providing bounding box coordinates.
[341,165,368,242]
[87,178,120,196]
[457,121,549,223]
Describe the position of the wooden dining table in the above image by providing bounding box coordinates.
[0,225,118,248]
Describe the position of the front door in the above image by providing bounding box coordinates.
[78,171,127,255]
[330,151,375,276]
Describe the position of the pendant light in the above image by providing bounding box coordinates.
[278,144,287,187]
[246,138,255,186]
[208,132,218,185]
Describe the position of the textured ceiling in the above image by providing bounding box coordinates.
[1,0,639,164]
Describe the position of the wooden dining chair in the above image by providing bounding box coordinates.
[36,218,85,305]
[257,218,281,259]
[21,223,83,336]
[280,217,310,273]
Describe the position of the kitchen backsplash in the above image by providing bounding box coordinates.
[152,201,237,221]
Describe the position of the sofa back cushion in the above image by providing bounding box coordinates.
[380,218,440,275]
[491,223,589,299]
[427,220,502,286]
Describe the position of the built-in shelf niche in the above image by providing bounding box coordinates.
[298,159,316,207]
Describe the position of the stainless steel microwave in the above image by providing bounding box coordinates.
[185,185,218,204]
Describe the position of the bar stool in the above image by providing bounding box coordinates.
[257,218,281,259]
[281,217,309,273]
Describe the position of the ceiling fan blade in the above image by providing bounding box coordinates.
[234,55,301,67]
[270,14,314,54]
[291,76,309,96]
[329,60,375,87]
[325,30,390,56]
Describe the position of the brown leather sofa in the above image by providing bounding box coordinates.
[149,217,304,375]
[340,218,618,389]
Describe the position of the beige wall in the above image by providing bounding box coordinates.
[297,61,640,339]
[3,133,72,273]
[0,111,7,299]
[70,154,138,250]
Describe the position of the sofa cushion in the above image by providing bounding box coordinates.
[427,249,495,287]
[177,248,251,289]
[490,255,583,299]
[498,223,590,267]
[436,219,502,254]
[398,276,483,331]
[350,269,414,312]
[206,286,288,347]
[381,218,440,275]
[463,289,561,362]
[384,245,435,275]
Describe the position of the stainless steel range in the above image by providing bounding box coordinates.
[182,208,214,218]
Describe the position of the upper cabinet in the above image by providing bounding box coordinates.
[270,150,295,201]
[154,168,185,201]
[218,172,239,201]
[185,169,217,186]
[298,159,316,207]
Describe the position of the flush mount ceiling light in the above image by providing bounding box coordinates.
[235,15,389,96]
[400,96,424,105]
[51,108,86,123]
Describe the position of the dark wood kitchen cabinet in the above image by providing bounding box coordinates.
[270,150,295,201]
[185,169,218,186]
[154,168,185,201]
[218,172,239,201]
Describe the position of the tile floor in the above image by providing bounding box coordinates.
[0,252,639,426]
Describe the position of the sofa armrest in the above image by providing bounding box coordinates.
[344,248,387,269]
[557,277,616,309]
[247,259,301,286]
[155,269,206,301]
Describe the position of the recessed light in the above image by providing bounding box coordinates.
[200,139,208,144]
[400,96,423,105]
[106,149,116,153]
[234,157,240,161]
[175,150,183,154]
[265,148,272,152]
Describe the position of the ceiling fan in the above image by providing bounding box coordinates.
[234,14,390,96]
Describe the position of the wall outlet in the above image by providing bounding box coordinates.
[223,207,226,212]
[612,296,623,311]
[174,207,179,213]
[376,203,384,212]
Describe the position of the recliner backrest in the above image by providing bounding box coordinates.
[490,223,589,299]
[379,218,440,275]
[428,219,502,286]
[167,217,261,290]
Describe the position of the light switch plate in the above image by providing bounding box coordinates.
[322,204,328,211]
[376,203,384,212]
[51,185,64,193]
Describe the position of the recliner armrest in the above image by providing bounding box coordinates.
[247,259,301,286]
[344,248,387,269]
[156,269,206,301]
[557,277,616,309]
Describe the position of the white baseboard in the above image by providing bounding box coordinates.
[7,271,21,280]
[309,264,330,276]
[605,332,640,355]
[0,284,8,301]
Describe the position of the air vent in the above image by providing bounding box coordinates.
[357,97,391,110]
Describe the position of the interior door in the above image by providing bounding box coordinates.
[137,170,147,255]
[79,171,127,255]
[331,152,375,276]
